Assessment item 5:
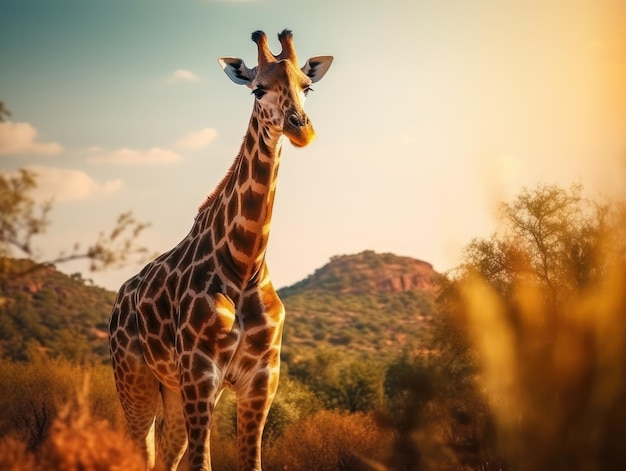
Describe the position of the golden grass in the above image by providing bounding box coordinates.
[0,372,145,471]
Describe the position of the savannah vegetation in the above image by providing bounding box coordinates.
[0,164,625,470]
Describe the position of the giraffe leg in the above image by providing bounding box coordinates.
[176,292,240,471]
[235,366,280,471]
[113,354,161,468]
[157,387,189,471]
[110,307,161,469]
[179,361,221,471]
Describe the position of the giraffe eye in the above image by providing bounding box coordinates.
[252,88,266,99]
[303,86,314,97]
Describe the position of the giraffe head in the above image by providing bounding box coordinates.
[218,29,333,147]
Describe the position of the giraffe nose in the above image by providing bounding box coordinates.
[286,110,308,128]
[284,108,315,147]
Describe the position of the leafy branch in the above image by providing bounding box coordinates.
[0,168,152,280]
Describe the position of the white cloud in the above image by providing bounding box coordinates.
[24,165,122,202]
[168,69,201,83]
[175,128,218,150]
[0,121,63,155]
[88,147,182,165]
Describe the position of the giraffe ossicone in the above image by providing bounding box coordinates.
[109,30,332,471]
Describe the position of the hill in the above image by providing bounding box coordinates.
[0,259,115,362]
[279,251,439,359]
[0,251,439,363]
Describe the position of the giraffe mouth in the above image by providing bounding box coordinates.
[283,110,316,147]
[285,127,316,147]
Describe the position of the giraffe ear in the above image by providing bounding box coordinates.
[301,56,333,83]
[218,57,257,87]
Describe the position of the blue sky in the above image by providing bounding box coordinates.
[1,0,625,290]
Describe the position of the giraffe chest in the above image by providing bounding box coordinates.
[136,278,284,392]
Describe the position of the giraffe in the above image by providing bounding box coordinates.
[108,30,332,471]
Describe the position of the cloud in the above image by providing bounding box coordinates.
[24,165,122,202]
[87,147,182,165]
[0,121,63,155]
[168,69,201,83]
[175,128,218,150]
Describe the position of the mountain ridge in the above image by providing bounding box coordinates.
[0,251,438,362]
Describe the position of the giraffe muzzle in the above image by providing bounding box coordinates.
[284,109,315,147]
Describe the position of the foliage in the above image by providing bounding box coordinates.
[0,357,391,471]
[425,184,626,470]
[460,183,619,307]
[0,259,115,362]
[280,251,438,359]
[7,183,625,469]
[0,250,437,366]
[0,170,51,261]
[0,167,152,282]
[0,357,124,452]
[212,379,323,444]
[0,360,144,470]
[263,410,389,471]
[287,348,386,412]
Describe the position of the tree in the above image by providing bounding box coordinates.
[432,183,626,470]
[460,183,622,308]
[0,168,152,281]
[288,348,385,412]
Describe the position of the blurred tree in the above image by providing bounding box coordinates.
[426,183,626,470]
[460,183,623,308]
[0,167,151,282]
[0,101,11,122]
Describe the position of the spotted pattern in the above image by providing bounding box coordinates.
[109,30,324,471]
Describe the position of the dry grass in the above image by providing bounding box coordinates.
[264,410,389,471]
[0,363,390,471]
[0,373,144,471]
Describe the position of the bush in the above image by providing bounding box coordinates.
[264,410,389,471]
[0,357,124,450]
[0,372,144,471]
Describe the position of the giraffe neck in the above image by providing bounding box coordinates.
[200,108,284,286]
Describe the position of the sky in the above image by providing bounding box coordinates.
[1,0,625,291]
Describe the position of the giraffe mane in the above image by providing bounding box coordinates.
[199,28,297,216]
[197,149,243,214]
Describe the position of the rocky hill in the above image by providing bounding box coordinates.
[279,251,439,359]
[281,251,437,295]
[0,251,439,363]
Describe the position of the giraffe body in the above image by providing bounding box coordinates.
[109,30,332,471]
